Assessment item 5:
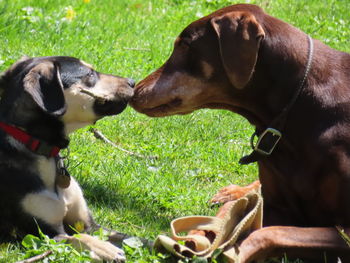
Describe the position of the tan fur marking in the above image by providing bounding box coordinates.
[62,83,96,133]
[37,157,56,191]
[79,60,93,69]
[93,74,133,100]
[61,178,91,227]
[25,62,55,83]
[62,74,132,133]
[201,61,214,79]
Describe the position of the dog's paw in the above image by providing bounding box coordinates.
[59,234,126,262]
[210,181,261,205]
[210,184,246,204]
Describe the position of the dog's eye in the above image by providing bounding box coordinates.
[83,71,97,87]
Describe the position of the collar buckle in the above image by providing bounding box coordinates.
[252,128,282,156]
[25,134,60,157]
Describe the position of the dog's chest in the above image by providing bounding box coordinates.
[36,157,56,190]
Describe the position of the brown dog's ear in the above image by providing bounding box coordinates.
[23,61,66,116]
[211,11,265,89]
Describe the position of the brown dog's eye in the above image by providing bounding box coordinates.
[180,39,191,47]
[175,36,192,49]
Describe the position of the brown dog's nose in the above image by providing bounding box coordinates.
[127,78,135,88]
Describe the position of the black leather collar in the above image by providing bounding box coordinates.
[240,34,314,165]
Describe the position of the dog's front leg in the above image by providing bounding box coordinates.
[60,177,125,262]
[238,226,350,263]
[56,233,126,262]
[61,177,94,232]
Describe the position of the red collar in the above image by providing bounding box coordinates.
[0,122,60,157]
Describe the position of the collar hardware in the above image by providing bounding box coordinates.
[55,155,71,188]
[251,128,282,156]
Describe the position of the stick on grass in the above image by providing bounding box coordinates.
[91,128,158,160]
[15,250,52,263]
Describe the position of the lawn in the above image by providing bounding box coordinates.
[0,0,349,262]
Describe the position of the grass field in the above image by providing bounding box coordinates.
[0,0,350,262]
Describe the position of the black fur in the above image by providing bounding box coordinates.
[0,56,134,241]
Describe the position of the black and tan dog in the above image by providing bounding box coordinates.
[0,56,134,262]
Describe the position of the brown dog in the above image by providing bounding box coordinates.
[131,4,350,262]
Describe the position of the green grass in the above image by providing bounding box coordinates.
[0,0,350,262]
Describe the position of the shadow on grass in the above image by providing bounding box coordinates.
[79,179,176,236]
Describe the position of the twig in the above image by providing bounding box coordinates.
[79,87,106,103]
[91,128,158,160]
[122,47,151,52]
[16,250,52,263]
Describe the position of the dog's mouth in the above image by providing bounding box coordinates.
[93,99,129,117]
[139,98,185,117]
[81,85,134,117]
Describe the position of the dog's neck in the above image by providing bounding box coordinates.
[0,110,69,154]
[0,121,64,158]
[235,16,350,165]
[237,17,315,130]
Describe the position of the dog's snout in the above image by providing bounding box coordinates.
[127,78,135,88]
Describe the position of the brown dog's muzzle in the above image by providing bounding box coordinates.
[130,67,175,116]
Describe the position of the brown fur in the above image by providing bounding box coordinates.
[131,4,350,262]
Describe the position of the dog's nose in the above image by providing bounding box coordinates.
[127,78,135,88]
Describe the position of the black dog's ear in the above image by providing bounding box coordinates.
[23,61,66,116]
[1,56,32,98]
[0,56,32,96]
[0,72,5,97]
